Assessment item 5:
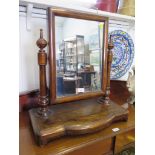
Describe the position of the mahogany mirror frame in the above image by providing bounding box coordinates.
[48,7,109,104]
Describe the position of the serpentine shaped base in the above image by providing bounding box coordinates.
[29,98,128,146]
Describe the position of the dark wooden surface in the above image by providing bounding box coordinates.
[19,104,134,155]
[19,80,130,112]
[48,7,109,104]
[115,129,135,154]
[19,81,134,155]
[29,99,128,145]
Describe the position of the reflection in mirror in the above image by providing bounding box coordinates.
[55,16,104,98]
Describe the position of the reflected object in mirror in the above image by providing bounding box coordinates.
[55,16,104,98]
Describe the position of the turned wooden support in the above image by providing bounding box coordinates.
[36,29,49,117]
[104,35,114,104]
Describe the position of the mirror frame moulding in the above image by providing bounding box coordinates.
[48,7,109,104]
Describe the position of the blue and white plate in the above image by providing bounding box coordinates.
[109,30,134,79]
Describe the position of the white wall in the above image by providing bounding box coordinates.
[19,14,63,93]
[19,15,47,93]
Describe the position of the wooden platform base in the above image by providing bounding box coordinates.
[29,98,128,146]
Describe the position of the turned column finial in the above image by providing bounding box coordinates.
[36,29,47,50]
[108,35,114,50]
[36,29,49,117]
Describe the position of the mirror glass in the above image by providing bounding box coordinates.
[55,16,105,98]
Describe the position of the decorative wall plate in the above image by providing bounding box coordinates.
[109,30,134,79]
